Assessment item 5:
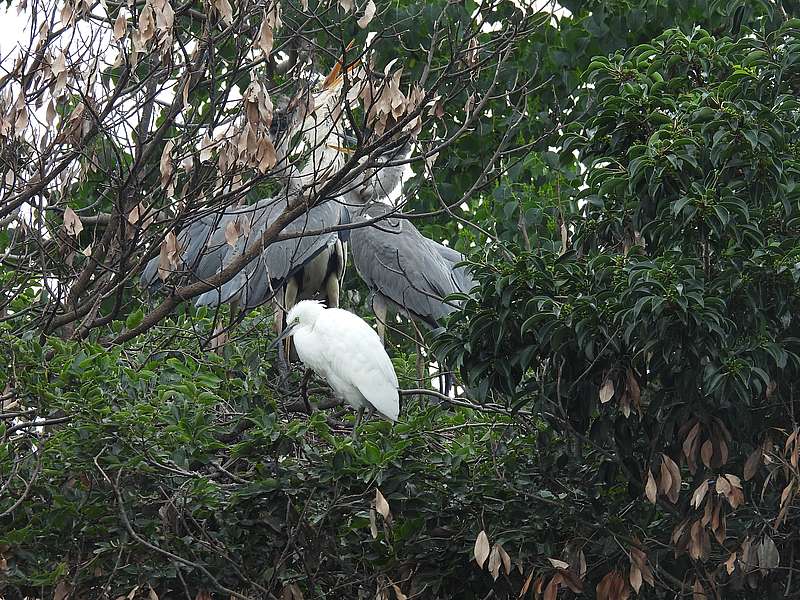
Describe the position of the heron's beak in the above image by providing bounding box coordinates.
[322,40,358,90]
[327,144,356,155]
[269,322,298,350]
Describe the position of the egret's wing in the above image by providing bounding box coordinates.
[350,203,463,325]
[317,308,400,421]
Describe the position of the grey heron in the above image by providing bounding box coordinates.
[142,63,357,339]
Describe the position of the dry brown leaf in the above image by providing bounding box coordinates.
[559,569,583,594]
[519,571,534,598]
[689,520,709,561]
[157,231,180,281]
[712,506,726,544]
[533,575,545,598]
[693,579,706,600]
[137,3,155,46]
[691,480,709,509]
[724,474,744,508]
[375,488,390,520]
[214,0,233,25]
[54,580,71,600]
[391,584,407,600]
[63,207,83,237]
[644,469,657,504]
[488,544,502,581]
[113,10,127,40]
[339,0,353,11]
[474,530,490,569]
[630,547,654,588]
[543,574,560,600]
[357,0,376,28]
[257,137,277,173]
[743,447,762,481]
[160,139,174,191]
[723,551,736,575]
[596,570,629,600]
[547,558,569,569]
[224,220,240,247]
[127,203,152,229]
[280,583,303,600]
[599,377,614,403]
[715,475,731,496]
[256,18,273,58]
[785,430,798,456]
[683,422,700,457]
[209,325,227,355]
[663,454,681,503]
[716,438,729,468]
[14,104,28,136]
[629,563,642,593]
[46,99,57,126]
[659,459,673,497]
[496,543,512,575]
[700,439,713,468]
[369,507,378,539]
[154,0,174,31]
[148,585,159,600]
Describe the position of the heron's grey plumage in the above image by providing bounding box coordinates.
[194,197,347,309]
[349,202,474,328]
[139,199,275,292]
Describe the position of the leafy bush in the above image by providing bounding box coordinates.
[436,23,800,597]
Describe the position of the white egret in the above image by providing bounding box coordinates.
[272,300,400,434]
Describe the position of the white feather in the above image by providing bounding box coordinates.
[287,300,400,421]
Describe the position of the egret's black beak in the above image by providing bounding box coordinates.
[269,322,298,350]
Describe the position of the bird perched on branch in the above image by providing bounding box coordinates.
[272,300,399,436]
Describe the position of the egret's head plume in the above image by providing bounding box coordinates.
[286,300,326,326]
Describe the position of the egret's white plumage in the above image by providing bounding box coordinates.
[283,300,400,422]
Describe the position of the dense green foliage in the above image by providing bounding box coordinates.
[437,19,800,598]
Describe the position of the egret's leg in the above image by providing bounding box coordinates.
[352,406,365,440]
[300,368,313,413]
[284,277,299,362]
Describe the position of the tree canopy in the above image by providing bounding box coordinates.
[2,1,800,599]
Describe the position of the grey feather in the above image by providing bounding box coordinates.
[139,199,275,293]
[349,202,473,327]
[195,197,345,309]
